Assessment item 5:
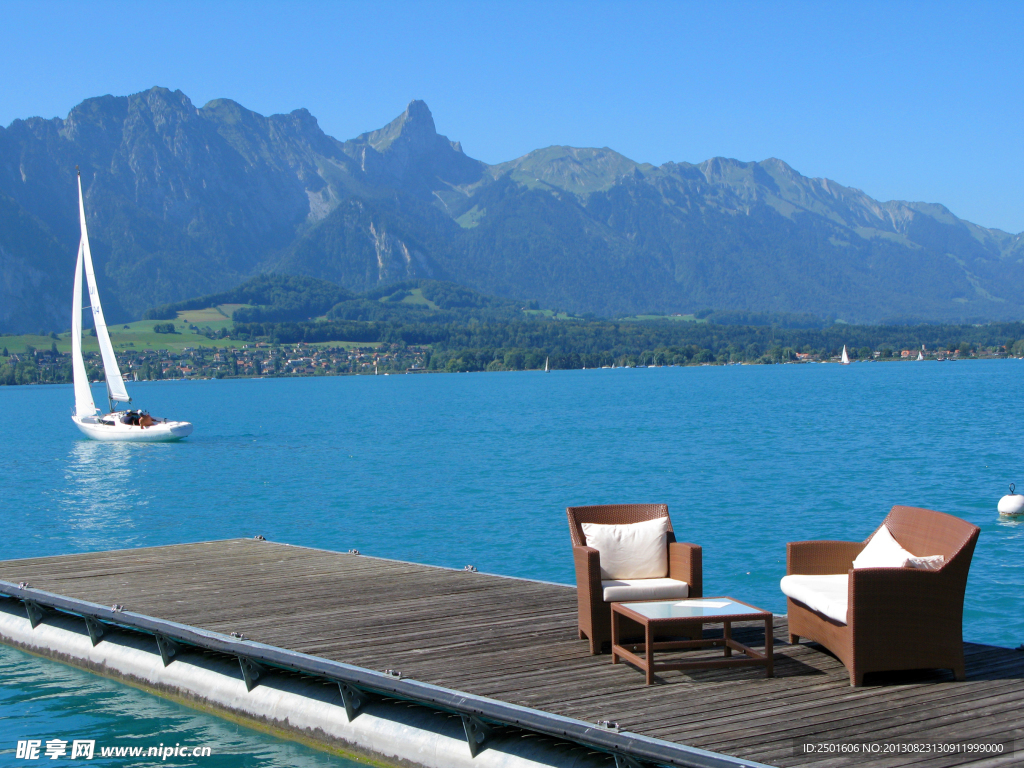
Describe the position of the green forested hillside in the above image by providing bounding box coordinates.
[7,273,1024,386]
[145,274,354,323]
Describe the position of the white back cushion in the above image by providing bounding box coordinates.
[581,517,669,580]
[852,525,915,569]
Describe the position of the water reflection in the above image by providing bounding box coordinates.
[56,442,154,550]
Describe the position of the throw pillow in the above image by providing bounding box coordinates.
[852,524,916,569]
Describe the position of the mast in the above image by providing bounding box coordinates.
[77,171,130,411]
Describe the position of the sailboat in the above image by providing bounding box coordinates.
[70,171,193,442]
[917,344,925,361]
[840,345,850,365]
[544,357,550,372]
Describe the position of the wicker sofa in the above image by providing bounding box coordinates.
[567,504,702,654]
[782,505,980,686]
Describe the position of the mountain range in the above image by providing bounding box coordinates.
[2,86,1023,334]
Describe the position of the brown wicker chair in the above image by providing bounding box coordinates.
[567,504,702,654]
[785,505,980,686]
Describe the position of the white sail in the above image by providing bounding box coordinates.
[71,239,97,418]
[77,174,130,404]
[841,345,850,365]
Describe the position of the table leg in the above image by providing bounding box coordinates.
[765,615,774,678]
[645,621,653,685]
[723,620,732,657]
[611,608,619,664]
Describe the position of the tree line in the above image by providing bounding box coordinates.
[231,315,1024,369]
[6,315,1024,386]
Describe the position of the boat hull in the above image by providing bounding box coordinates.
[72,415,193,442]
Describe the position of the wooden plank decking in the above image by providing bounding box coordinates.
[1,539,1021,767]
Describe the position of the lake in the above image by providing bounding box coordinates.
[1,361,1021,765]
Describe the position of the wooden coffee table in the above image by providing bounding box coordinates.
[611,597,774,684]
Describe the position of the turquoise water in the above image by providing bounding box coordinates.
[1,362,1022,764]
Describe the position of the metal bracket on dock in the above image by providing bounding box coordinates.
[238,656,265,692]
[461,714,493,758]
[155,634,180,666]
[23,600,46,628]
[84,616,105,646]
[337,681,373,722]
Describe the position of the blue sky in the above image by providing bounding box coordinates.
[3,0,1022,232]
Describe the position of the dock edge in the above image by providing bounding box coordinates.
[0,580,773,768]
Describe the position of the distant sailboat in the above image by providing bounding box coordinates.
[70,170,193,442]
[544,357,550,372]
[917,350,924,361]
[841,345,850,365]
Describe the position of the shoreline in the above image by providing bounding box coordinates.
[0,353,1014,389]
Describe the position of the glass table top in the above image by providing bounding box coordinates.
[618,598,764,620]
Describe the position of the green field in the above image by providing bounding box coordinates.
[391,288,440,310]
[618,313,705,323]
[521,309,578,320]
[176,304,245,327]
[2,303,239,353]
[0,302,385,354]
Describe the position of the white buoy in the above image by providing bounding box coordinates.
[998,484,1024,516]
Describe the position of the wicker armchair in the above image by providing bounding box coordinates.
[784,505,980,686]
[567,504,702,655]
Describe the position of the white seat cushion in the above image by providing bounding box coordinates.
[780,574,849,624]
[582,517,669,580]
[602,577,689,602]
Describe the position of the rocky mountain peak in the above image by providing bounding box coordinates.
[760,157,798,178]
[403,99,434,128]
[364,99,438,153]
[344,100,483,191]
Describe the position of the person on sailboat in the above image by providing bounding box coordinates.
[139,412,155,429]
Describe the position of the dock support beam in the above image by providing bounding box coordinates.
[614,755,654,768]
[337,681,374,722]
[23,600,45,628]
[155,634,179,666]
[84,616,105,646]
[461,714,493,758]
[238,656,265,692]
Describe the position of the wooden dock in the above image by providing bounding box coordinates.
[1,539,1021,767]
